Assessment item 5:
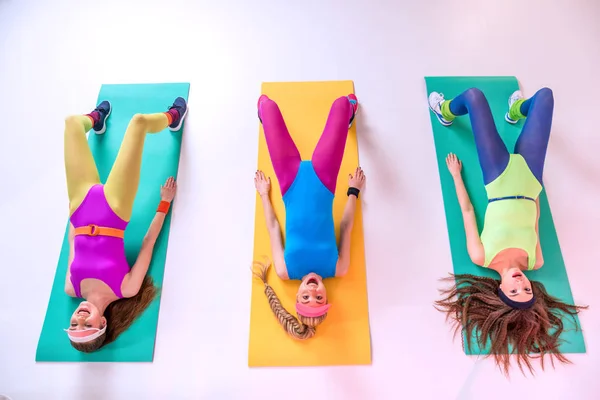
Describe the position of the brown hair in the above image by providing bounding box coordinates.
[253,261,327,340]
[70,276,158,352]
[434,274,587,375]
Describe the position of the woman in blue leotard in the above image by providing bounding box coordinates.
[253,94,364,340]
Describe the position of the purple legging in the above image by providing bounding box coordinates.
[448,87,554,185]
[259,97,353,196]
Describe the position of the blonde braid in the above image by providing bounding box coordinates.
[252,261,317,340]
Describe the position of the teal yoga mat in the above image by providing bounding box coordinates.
[424,76,586,355]
[36,83,190,362]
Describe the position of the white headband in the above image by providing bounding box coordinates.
[64,325,107,343]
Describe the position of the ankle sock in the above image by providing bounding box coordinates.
[440,100,456,121]
[81,115,94,132]
[85,111,101,125]
[165,109,179,125]
[508,99,526,121]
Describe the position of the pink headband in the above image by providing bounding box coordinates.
[296,303,331,318]
[64,325,106,343]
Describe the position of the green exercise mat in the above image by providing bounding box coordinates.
[36,82,190,362]
[424,76,586,355]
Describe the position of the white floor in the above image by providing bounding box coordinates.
[1,0,599,399]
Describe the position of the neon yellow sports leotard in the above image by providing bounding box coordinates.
[480,154,542,270]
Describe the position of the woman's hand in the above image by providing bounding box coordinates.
[160,177,177,202]
[255,170,271,196]
[349,167,366,190]
[338,167,365,277]
[446,153,463,178]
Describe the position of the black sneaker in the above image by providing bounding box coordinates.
[92,101,111,134]
[168,97,188,131]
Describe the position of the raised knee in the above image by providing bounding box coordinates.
[463,87,486,103]
[537,87,554,104]
[332,96,351,110]
[64,115,88,133]
[261,99,278,113]
[130,113,147,126]
[65,115,81,126]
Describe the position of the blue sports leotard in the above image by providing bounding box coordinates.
[283,161,338,280]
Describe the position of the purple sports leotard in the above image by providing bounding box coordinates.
[69,184,129,298]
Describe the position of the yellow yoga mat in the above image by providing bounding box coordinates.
[249,80,371,367]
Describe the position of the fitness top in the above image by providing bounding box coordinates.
[69,185,130,298]
[283,161,338,280]
[481,155,542,270]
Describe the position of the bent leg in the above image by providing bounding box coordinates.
[64,115,101,215]
[513,88,554,184]
[259,98,301,196]
[104,113,169,221]
[311,96,353,194]
[444,88,510,185]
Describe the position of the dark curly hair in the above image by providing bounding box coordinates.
[434,274,587,375]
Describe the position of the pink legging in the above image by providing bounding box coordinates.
[260,96,352,196]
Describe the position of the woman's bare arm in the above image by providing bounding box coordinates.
[64,223,76,296]
[533,197,544,269]
[260,193,288,279]
[336,196,357,277]
[255,171,288,280]
[448,154,485,266]
[123,177,176,297]
[336,167,366,277]
[122,211,166,297]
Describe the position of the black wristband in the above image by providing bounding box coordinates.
[347,187,360,198]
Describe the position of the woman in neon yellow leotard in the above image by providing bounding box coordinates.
[427,87,587,375]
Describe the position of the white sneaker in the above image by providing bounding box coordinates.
[428,92,453,126]
[505,90,524,124]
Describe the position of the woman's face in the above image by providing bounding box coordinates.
[69,301,106,332]
[500,268,533,302]
[296,273,328,307]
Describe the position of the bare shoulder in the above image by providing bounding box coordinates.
[335,256,349,277]
[273,257,289,280]
[64,284,76,297]
[469,252,485,267]
[532,259,544,270]
[120,274,140,298]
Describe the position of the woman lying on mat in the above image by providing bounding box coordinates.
[63,98,188,352]
[253,94,364,340]
[428,87,586,374]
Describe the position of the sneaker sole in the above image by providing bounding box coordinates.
[94,103,112,135]
[506,92,523,124]
[428,103,452,127]
[348,96,359,128]
[505,113,518,124]
[348,106,359,128]
[169,106,189,132]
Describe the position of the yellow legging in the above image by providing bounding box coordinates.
[64,113,169,221]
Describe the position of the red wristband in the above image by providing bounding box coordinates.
[157,200,171,214]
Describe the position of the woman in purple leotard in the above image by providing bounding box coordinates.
[62,97,188,352]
